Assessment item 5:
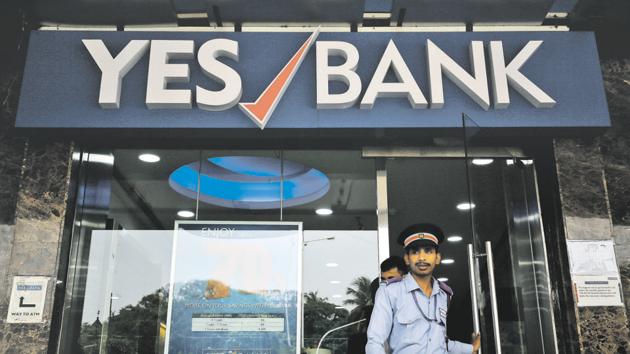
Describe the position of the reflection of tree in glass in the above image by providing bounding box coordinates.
[79,287,169,354]
[345,276,374,334]
[344,277,372,308]
[79,316,102,354]
[303,292,348,349]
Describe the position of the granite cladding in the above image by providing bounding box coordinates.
[554,59,630,353]
[601,59,630,350]
[600,60,630,226]
[0,5,75,353]
[0,141,73,353]
[577,307,630,353]
[554,138,609,220]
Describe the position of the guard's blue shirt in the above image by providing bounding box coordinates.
[366,275,473,354]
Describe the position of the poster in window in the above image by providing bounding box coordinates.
[165,222,302,354]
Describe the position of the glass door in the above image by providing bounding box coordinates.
[463,116,558,354]
[368,134,558,353]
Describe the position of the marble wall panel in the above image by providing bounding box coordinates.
[0,141,73,353]
[554,136,630,353]
[565,216,612,241]
[0,139,25,225]
[0,225,14,302]
[577,307,630,353]
[554,139,609,220]
[14,142,72,222]
[0,2,28,226]
[0,322,51,354]
[600,59,630,351]
[617,226,630,319]
[600,60,630,230]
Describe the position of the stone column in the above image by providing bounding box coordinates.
[600,59,630,349]
[0,141,74,354]
[554,137,630,353]
[0,3,75,353]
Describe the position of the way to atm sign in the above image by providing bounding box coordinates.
[84,29,556,129]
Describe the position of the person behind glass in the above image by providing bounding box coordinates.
[366,223,481,354]
[380,256,407,282]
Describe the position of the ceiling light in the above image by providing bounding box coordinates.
[437,277,448,282]
[506,159,533,166]
[89,153,115,165]
[456,203,475,210]
[330,280,341,284]
[447,235,463,242]
[326,262,338,267]
[472,159,494,166]
[177,210,195,218]
[139,153,160,163]
[316,208,333,215]
[441,259,455,264]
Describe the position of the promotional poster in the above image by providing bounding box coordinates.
[165,222,302,354]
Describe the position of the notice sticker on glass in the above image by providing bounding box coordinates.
[573,275,624,307]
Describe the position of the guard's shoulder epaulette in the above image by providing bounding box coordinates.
[438,280,453,297]
[385,277,403,286]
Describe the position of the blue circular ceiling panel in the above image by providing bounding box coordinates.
[169,156,330,209]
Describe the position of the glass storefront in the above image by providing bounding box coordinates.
[58,146,558,354]
[59,149,379,353]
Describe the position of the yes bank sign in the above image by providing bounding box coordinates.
[16,30,609,130]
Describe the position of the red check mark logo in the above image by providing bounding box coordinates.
[239,28,320,129]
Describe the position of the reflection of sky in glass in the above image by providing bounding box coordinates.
[174,230,299,293]
[82,231,173,324]
[79,229,379,323]
[303,230,379,311]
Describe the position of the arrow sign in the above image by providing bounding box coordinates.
[19,296,36,308]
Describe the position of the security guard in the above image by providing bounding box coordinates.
[366,223,481,354]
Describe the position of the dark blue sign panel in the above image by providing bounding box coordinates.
[16,30,609,130]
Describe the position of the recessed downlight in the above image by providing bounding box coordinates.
[472,159,494,166]
[441,259,455,264]
[506,159,533,166]
[138,153,160,163]
[456,203,476,210]
[177,210,195,218]
[447,235,463,242]
[316,208,333,215]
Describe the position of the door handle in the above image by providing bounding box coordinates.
[467,244,482,354]
[468,242,502,354]
[485,241,502,354]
